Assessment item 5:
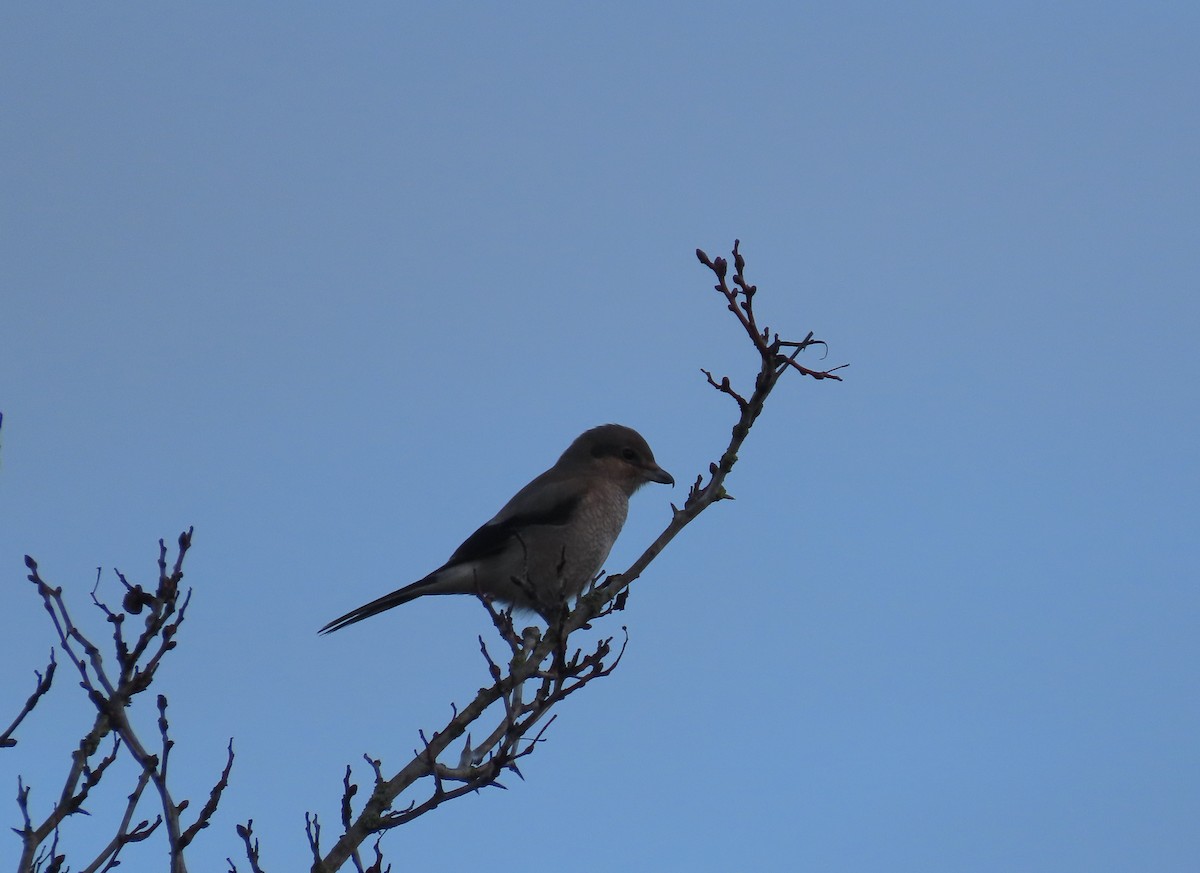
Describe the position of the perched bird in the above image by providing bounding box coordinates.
[320,424,673,633]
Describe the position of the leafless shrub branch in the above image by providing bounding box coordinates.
[9,242,842,872]
[0,651,56,749]
[311,241,844,871]
[13,529,234,873]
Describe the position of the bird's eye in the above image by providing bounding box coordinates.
[621,447,638,462]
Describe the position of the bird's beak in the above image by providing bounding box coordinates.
[645,464,675,487]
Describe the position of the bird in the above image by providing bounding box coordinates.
[320,424,673,633]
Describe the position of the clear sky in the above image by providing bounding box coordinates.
[2,4,1197,872]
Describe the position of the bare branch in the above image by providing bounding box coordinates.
[0,650,57,749]
[14,529,234,873]
[230,819,266,873]
[180,739,236,848]
[80,765,161,873]
[312,241,844,871]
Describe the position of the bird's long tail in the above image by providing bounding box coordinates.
[319,575,441,634]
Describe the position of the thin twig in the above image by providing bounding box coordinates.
[0,651,57,749]
[15,528,230,873]
[312,241,843,872]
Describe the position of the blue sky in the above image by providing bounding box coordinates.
[2,4,1197,871]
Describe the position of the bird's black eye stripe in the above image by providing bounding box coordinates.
[590,444,642,463]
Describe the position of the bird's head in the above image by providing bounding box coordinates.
[562,424,674,494]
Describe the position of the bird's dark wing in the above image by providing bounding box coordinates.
[444,483,581,567]
[319,475,582,634]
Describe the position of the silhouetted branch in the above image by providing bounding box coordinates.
[13,530,235,873]
[228,820,266,873]
[0,651,56,749]
[8,242,841,872]
[313,241,844,871]
[81,765,160,873]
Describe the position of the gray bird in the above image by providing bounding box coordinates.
[320,424,673,633]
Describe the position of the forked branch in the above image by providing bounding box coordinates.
[15,530,234,873]
[309,241,844,872]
